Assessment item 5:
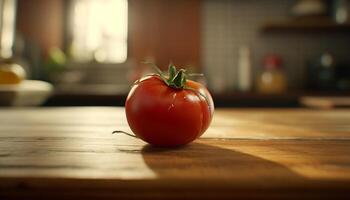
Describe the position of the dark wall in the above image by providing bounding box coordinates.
[129,0,201,69]
[16,0,64,57]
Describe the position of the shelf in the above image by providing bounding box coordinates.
[261,16,350,33]
[213,91,350,107]
[44,90,350,107]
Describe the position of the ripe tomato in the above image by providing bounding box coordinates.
[125,64,214,147]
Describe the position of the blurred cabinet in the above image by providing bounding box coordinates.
[128,0,201,69]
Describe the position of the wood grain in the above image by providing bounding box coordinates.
[0,107,350,199]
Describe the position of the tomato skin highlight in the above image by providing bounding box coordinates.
[125,75,214,147]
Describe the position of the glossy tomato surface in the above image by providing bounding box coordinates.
[125,75,214,147]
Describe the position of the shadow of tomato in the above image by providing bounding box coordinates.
[139,141,327,199]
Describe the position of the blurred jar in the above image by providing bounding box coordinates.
[306,52,336,90]
[332,0,348,24]
[256,55,287,94]
[0,61,26,85]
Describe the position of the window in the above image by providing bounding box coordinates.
[0,0,16,58]
[70,0,128,63]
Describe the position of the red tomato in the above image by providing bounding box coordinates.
[125,70,214,147]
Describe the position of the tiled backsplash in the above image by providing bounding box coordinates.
[202,0,350,92]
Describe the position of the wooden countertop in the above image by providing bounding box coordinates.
[0,107,350,199]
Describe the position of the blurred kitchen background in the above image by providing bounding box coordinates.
[0,0,350,107]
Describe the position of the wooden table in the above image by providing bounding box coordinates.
[0,107,350,199]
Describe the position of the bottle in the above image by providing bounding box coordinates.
[306,52,335,90]
[256,55,287,94]
[333,0,348,24]
[237,46,252,92]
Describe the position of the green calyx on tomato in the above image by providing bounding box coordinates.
[143,62,210,104]
[144,62,202,90]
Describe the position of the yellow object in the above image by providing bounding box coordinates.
[0,64,26,84]
[257,70,287,94]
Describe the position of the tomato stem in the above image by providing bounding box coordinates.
[171,69,186,89]
[112,130,138,138]
[143,62,204,90]
[143,61,209,104]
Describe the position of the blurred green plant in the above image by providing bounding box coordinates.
[41,47,67,82]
